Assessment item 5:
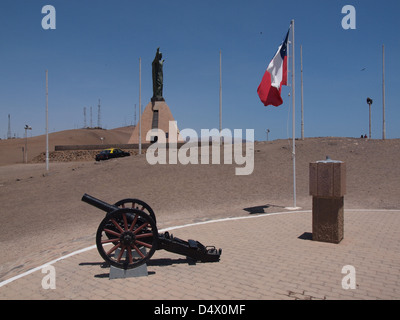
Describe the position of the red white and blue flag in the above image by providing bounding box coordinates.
[257,28,290,107]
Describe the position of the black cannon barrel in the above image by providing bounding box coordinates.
[81,193,118,213]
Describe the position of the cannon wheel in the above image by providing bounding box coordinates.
[114,198,156,224]
[96,208,158,269]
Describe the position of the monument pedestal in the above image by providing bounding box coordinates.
[109,247,149,279]
[109,264,148,279]
[128,100,183,144]
[312,196,344,243]
[309,158,346,244]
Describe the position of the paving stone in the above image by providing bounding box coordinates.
[1,210,399,300]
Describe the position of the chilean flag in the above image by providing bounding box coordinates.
[257,29,290,107]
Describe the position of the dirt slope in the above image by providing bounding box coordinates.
[0,135,399,281]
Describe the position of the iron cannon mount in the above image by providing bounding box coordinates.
[82,194,222,270]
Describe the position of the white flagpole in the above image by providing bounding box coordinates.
[301,44,304,140]
[219,50,222,133]
[139,57,142,154]
[46,70,49,172]
[291,19,298,209]
[382,44,386,140]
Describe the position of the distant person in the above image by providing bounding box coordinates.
[364,134,367,139]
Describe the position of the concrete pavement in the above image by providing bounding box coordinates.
[0,209,399,300]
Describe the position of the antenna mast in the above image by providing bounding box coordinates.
[83,107,87,128]
[7,114,11,139]
[98,99,101,128]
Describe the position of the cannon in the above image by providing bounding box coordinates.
[81,194,222,270]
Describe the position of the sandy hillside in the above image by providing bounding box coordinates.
[0,132,399,282]
[0,126,134,166]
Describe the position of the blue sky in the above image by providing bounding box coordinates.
[0,0,399,141]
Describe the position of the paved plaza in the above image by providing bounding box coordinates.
[1,209,399,300]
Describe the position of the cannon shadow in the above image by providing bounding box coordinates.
[80,257,197,278]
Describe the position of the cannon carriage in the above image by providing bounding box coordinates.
[82,194,222,270]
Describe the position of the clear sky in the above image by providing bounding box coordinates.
[0,0,399,141]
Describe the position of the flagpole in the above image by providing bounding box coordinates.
[219,50,222,133]
[382,44,386,140]
[45,70,49,172]
[301,44,304,140]
[291,19,298,209]
[139,57,142,154]
[257,21,299,209]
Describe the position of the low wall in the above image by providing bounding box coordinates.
[54,143,193,151]
[55,144,148,151]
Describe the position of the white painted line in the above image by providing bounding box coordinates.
[0,245,96,288]
[0,210,301,288]
[344,208,400,212]
[159,210,311,233]
[1,208,399,288]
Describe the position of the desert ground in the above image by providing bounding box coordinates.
[0,127,399,282]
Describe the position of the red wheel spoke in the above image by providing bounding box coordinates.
[104,228,121,237]
[127,247,133,264]
[132,244,145,258]
[97,205,157,269]
[106,243,121,256]
[135,233,153,239]
[135,240,153,249]
[133,222,149,235]
[101,238,120,244]
[128,214,138,232]
[116,245,125,262]
[122,213,128,231]
[110,218,124,233]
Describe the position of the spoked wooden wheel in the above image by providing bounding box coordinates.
[96,208,158,269]
[114,198,156,224]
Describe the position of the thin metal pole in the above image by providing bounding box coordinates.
[291,19,297,208]
[382,44,386,140]
[139,57,142,154]
[300,45,304,140]
[369,103,372,139]
[134,104,137,126]
[219,50,222,133]
[98,99,101,128]
[46,70,49,171]
[7,114,11,139]
[25,128,28,164]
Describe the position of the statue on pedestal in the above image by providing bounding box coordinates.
[152,47,165,101]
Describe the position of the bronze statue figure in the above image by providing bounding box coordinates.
[152,47,165,101]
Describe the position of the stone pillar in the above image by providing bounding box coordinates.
[309,157,346,244]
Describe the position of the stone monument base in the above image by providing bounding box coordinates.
[109,264,148,279]
[312,196,344,244]
[109,247,149,279]
[128,100,183,144]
